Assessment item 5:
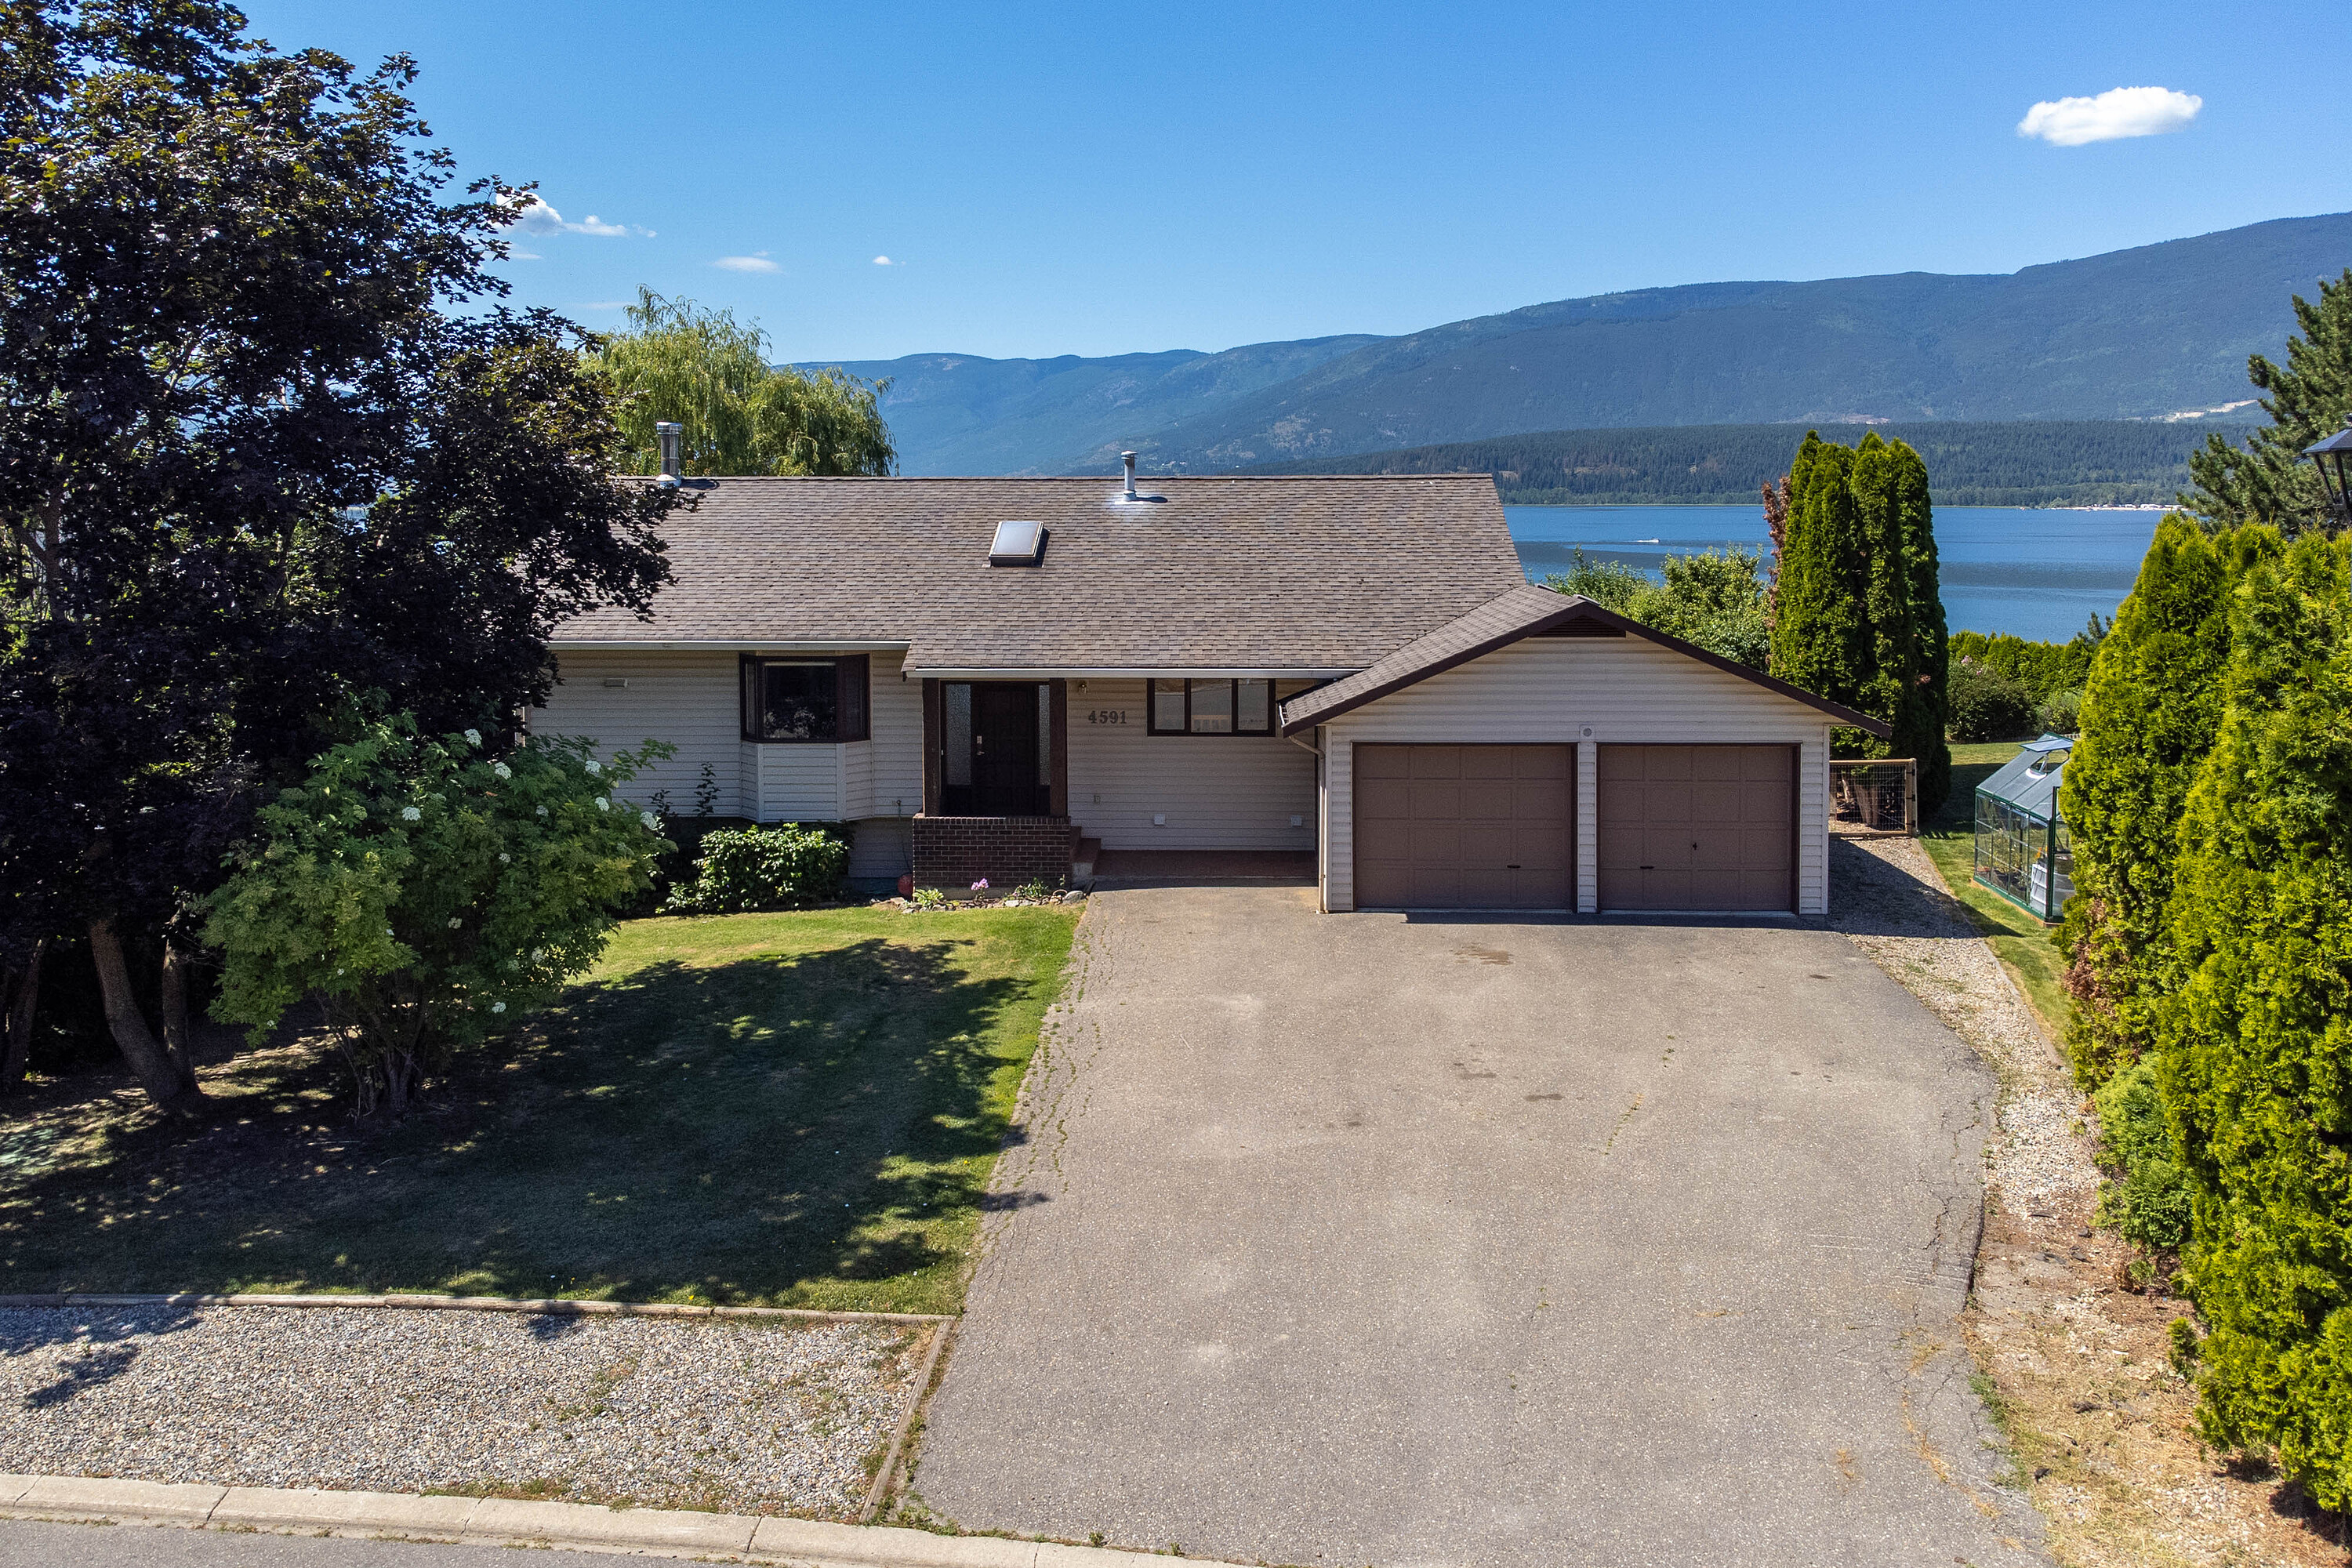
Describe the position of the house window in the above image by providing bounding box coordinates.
[1147,679,1274,736]
[741,655,869,742]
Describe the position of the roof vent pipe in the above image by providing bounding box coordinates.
[1121,450,1138,501]
[655,421,684,488]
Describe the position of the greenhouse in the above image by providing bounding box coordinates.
[1973,735,2075,921]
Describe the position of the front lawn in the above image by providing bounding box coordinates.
[0,907,1078,1314]
[1918,740,2074,1041]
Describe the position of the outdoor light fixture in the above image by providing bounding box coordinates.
[2303,414,2352,528]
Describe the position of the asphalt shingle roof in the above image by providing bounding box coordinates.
[554,474,1522,672]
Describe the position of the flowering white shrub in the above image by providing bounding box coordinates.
[204,713,673,1116]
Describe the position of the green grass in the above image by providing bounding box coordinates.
[0,907,1079,1313]
[1918,741,2075,1041]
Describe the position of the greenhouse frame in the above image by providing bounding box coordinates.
[1972,735,2075,922]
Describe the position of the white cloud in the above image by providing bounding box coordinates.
[873,255,895,266]
[2017,86,2201,146]
[714,252,780,273]
[506,248,543,261]
[511,196,637,237]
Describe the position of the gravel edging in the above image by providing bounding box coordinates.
[0,1302,935,1517]
[1827,833,2094,1212]
[0,1291,950,1324]
[0,1473,1231,1566]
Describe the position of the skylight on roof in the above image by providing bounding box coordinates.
[988,519,1046,567]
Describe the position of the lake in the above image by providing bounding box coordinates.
[1507,504,2165,644]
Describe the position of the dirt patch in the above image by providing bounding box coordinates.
[1831,833,2349,1568]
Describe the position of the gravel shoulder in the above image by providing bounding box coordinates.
[1828,833,2348,1568]
[0,1303,935,1519]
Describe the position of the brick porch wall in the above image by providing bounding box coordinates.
[911,815,1078,891]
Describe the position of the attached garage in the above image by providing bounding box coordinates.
[1352,744,1572,910]
[1282,585,1890,917]
[1596,744,1795,913]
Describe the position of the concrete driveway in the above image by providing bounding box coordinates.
[913,887,2042,1568]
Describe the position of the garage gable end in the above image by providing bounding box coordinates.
[1279,585,1889,739]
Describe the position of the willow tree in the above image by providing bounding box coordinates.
[587,289,896,477]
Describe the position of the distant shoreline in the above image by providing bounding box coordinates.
[1500,500,2173,510]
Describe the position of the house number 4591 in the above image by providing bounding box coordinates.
[1086,710,1130,725]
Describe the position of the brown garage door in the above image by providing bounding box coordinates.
[1598,744,1795,912]
[1354,745,1573,909]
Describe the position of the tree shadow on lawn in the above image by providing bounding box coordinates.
[0,927,1061,1314]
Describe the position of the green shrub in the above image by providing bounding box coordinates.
[663,824,848,913]
[1548,548,1772,669]
[2035,687,2085,736]
[204,717,670,1116]
[2158,528,2352,1509]
[1543,549,1646,614]
[1945,657,2038,741]
[2092,1058,2192,1254]
[1636,549,1773,670]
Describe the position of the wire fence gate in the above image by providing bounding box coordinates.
[1829,757,1918,836]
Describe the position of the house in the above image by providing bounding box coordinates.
[532,459,1887,914]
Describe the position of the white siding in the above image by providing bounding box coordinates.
[757,746,844,822]
[850,817,913,880]
[532,651,744,816]
[1065,680,1318,850]
[1320,637,1835,915]
[534,651,921,859]
[849,652,924,820]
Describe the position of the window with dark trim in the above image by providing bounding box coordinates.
[740,654,869,742]
[1147,678,1275,736]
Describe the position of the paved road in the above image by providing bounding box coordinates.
[0,1518,624,1566]
[914,886,2042,1567]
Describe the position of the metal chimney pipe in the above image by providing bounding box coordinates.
[655,421,684,487]
[1121,451,1138,500]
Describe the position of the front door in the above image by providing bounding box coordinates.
[969,683,1044,816]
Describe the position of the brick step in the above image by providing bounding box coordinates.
[1073,837,1102,885]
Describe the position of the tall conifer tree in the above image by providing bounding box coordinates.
[1769,430,1951,807]
[2183,270,2352,536]
[2056,517,2241,1088]
[1770,435,1871,744]
[1889,441,1951,811]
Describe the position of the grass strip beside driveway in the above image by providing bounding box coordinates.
[0,908,1078,1315]
[1917,740,2074,1042]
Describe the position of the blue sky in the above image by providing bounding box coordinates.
[241,0,2352,363]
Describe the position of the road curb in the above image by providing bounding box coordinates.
[0,1474,1225,1566]
[0,1292,951,1325]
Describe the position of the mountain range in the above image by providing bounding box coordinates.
[801,212,2351,477]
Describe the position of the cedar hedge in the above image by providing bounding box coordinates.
[2158,529,2352,1509]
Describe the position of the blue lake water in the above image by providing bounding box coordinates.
[1507,505,2165,644]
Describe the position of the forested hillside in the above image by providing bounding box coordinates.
[807,211,2349,476]
[1234,419,2252,506]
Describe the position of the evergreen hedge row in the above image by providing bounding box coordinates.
[2057,518,2241,1089]
[2065,519,2352,1505]
[2158,529,2352,1508]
